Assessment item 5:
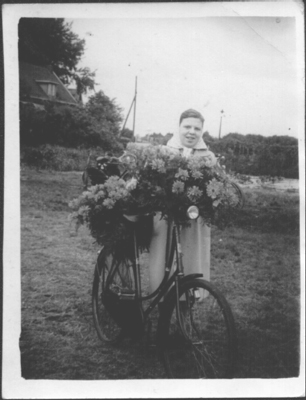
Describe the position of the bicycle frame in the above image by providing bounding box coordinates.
[92,154,240,374]
[130,216,203,326]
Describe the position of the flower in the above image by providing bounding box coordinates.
[126,177,138,191]
[206,178,223,199]
[213,198,222,208]
[187,157,208,171]
[155,186,163,194]
[93,190,106,201]
[88,184,104,195]
[103,198,116,209]
[104,176,130,201]
[78,205,90,217]
[69,144,242,250]
[84,191,96,200]
[190,169,203,180]
[172,180,185,194]
[175,168,189,181]
[151,159,166,173]
[143,145,159,160]
[68,211,78,221]
[187,186,203,202]
[202,151,217,167]
[69,198,80,210]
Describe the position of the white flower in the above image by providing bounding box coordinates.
[187,186,203,202]
[202,151,217,167]
[126,177,138,191]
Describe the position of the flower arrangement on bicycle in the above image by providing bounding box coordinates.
[69,143,239,253]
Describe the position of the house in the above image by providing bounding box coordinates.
[68,88,82,104]
[19,61,78,108]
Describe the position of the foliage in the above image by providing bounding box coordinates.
[21,145,57,170]
[121,128,134,138]
[84,91,125,151]
[73,67,96,98]
[20,102,96,147]
[255,143,298,178]
[207,133,299,179]
[232,173,253,185]
[20,103,47,146]
[148,131,299,179]
[18,18,96,94]
[69,144,240,253]
[258,175,283,184]
[120,128,134,142]
[21,145,106,171]
[141,132,173,145]
[230,186,299,235]
[20,101,123,152]
[86,91,123,134]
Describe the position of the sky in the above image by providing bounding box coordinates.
[67,16,300,139]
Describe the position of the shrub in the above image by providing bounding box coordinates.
[20,103,47,146]
[232,187,299,234]
[19,101,122,152]
[21,145,56,169]
[21,145,106,171]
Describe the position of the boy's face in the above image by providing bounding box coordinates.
[179,117,203,148]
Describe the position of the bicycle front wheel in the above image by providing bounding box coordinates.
[92,250,136,344]
[159,278,237,379]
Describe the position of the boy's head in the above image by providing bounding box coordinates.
[179,109,204,148]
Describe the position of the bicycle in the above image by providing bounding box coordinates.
[91,152,241,379]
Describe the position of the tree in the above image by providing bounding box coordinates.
[86,91,123,134]
[20,101,101,147]
[18,18,96,95]
[74,67,96,100]
[85,91,124,151]
[120,128,135,144]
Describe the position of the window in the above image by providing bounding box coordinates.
[37,81,57,99]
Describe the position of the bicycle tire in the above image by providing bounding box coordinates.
[158,278,237,379]
[225,181,245,209]
[92,250,136,343]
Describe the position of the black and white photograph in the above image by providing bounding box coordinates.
[2,1,305,398]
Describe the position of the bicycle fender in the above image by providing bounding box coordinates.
[163,273,203,304]
[181,273,203,281]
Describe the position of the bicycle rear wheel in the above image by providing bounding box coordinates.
[92,250,136,343]
[225,181,245,209]
[159,278,237,379]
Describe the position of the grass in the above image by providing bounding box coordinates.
[20,166,300,379]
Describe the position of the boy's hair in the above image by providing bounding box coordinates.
[179,109,205,125]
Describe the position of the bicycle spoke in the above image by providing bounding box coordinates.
[92,252,136,343]
[160,279,236,379]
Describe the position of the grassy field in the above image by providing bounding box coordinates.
[20,167,300,379]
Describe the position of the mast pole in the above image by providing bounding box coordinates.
[218,110,224,140]
[132,76,137,136]
[218,116,223,140]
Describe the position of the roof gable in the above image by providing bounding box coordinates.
[19,62,77,105]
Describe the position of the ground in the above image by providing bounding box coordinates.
[20,167,300,379]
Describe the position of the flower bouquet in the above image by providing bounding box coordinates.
[69,143,240,254]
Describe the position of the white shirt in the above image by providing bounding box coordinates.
[167,134,208,151]
[181,146,193,158]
